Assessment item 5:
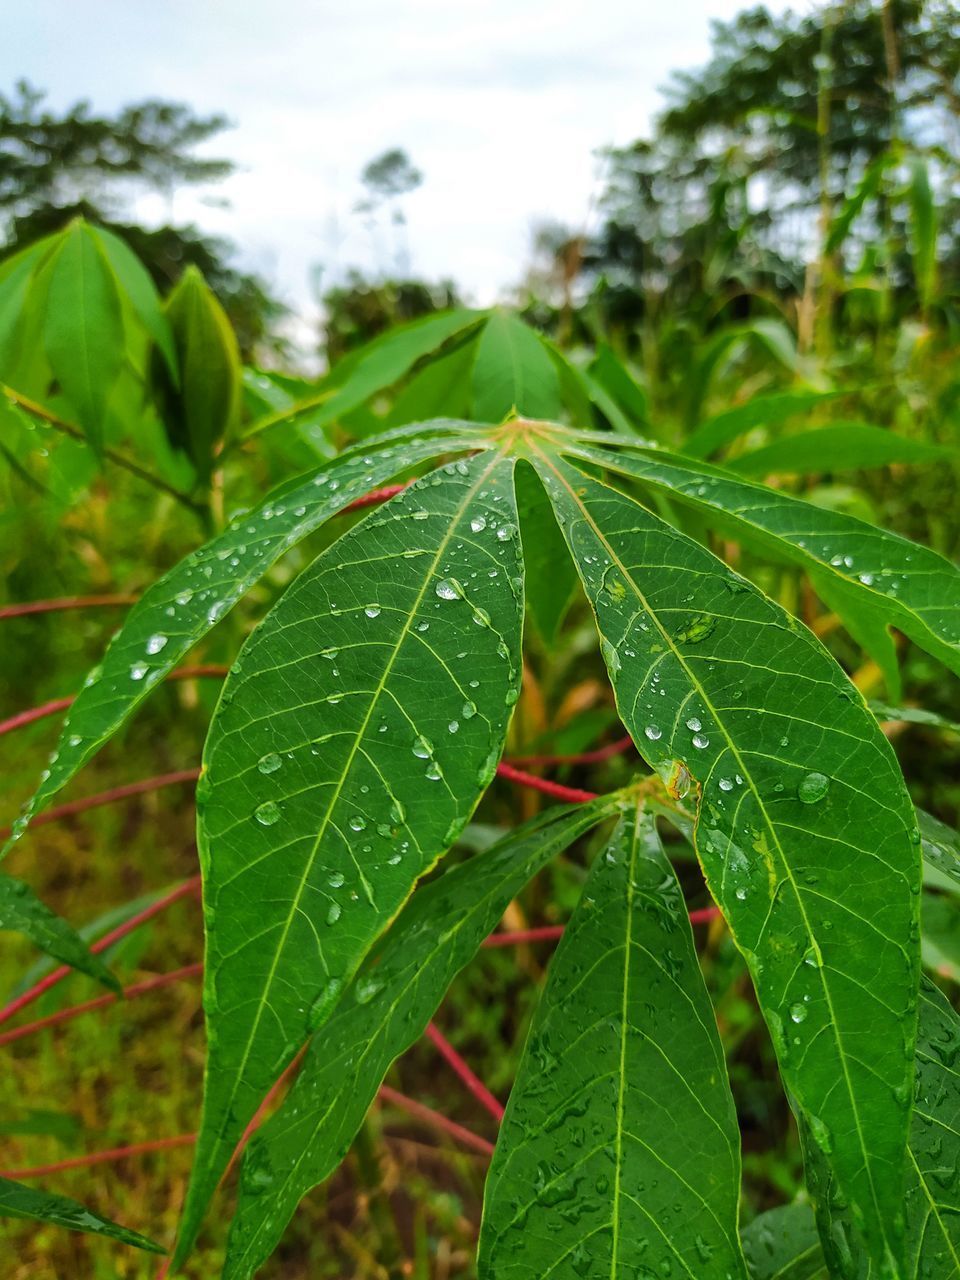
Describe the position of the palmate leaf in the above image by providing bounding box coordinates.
[174,448,525,1262]
[566,439,960,679]
[225,799,615,1279]
[0,1175,163,1254]
[4,423,489,855]
[532,451,919,1274]
[478,803,746,1280]
[742,1203,827,1279]
[0,873,120,994]
[802,980,960,1279]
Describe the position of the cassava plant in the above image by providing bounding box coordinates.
[5,366,960,1276]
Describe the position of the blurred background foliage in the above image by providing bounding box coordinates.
[1,0,959,1274]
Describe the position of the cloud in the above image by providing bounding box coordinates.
[4,0,794,330]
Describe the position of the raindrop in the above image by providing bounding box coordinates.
[328,871,345,888]
[425,761,443,781]
[462,701,478,719]
[790,1002,809,1024]
[798,772,830,804]
[644,725,662,741]
[326,902,342,925]
[496,523,516,541]
[364,604,381,618]
[254,801,281,826]
[692,733,710,749]
[129,663,149,681]
[412,735,433,759]
[348,815,367,832]
[685,717,702,732]
[435,578,462,601]
[258,753,282,775]
[718,778,734,792]
[146,633,168,655]
[470,515,487,533]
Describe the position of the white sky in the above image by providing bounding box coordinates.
[5,0,799,332]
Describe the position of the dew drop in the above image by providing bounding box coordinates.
[258,753,282,775]
[364,604,381,619]
[146,633,168,655]
[129,663,149,681]
[412,735,433,759]
[435,578,462,601]
[254,801,281,826]
[798,772,830,804]
[470,515,487,533]
[348,814,367,832]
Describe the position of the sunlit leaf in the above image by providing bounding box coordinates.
[479,803,746,1279]
[225,800,614,1279]
[534,451,919,1274]
[174,449,525,1262]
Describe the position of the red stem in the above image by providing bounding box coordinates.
[2,1085,493,1181]
[494,761,597,804]
[377,1085,495,1157]
[426,1023,505,1122]
[1,1133,198,1179]
[0,877,202,1029]
[0,964,204,1048]
[344,483,407,511]
[0,594,138,621]
[0,666,228,739]
[1,769,202,842]
[482,925,566,947]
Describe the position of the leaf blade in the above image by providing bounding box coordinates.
[0,1175,163,1254]
[175,449,524,1261]
[534,451,919,1274]
[478,804,746,1280]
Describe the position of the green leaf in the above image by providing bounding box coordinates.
[174,449,524,1263]
[533,451,919,1275]
[921,892,960,981]
[589,340,650,425]
[42,220,125,452]
[731,425,950,477]
[0,873,120,993]
[0,1175,163,1254]
[567,439,960,680]
[684,391,839,459]
[386,331,479,426]
[826,152,892,254]
[471,310,563,423]
[908,157,938,310]
[742,1203,827,1279]
[225,800,613,1279]
[918,810,960,894]
[6,426,485,853]
[478,803,746,1280]
[89,224,177,380]
[157,265,241,479]
[802,980,960,1278]
[243,309,484,441]
[871,703,960,738]
[515,461,580,645]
